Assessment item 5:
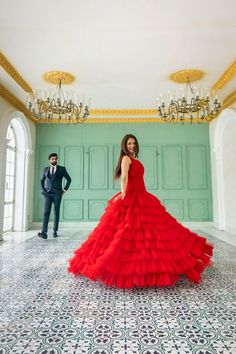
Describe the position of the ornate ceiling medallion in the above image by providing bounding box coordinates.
[170,69,205,83]
[43,71,75,85]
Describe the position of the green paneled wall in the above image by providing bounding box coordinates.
[34,123,212,222]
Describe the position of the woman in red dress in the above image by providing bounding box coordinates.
[68,134,213,288]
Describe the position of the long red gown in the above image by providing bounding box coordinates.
[68,156,213,288]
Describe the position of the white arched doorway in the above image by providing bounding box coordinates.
[1,112,33,236]
[211,108,236,233]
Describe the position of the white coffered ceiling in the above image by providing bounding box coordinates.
[0,0,236,111]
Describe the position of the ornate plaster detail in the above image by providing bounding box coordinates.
[0,52,33,92]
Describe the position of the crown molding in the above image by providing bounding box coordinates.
[212,60,236,91]
[38,117,211,124]
[0,52,33,93]
[222,90,236,109]
[0,83,35,123]
[90,109,158,115]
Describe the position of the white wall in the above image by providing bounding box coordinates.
[210,108,236,234]
[0,97,36,240]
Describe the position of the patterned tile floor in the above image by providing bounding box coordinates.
[0,230,236,354]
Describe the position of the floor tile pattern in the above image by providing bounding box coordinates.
[0,230,236,354]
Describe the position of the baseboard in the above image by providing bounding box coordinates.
[211,221,226,231]
[31,221,213,231]
[182,222,214,229]
[31,221,98,230]
[225,225,236,235]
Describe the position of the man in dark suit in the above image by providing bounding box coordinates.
[38,153,72,239]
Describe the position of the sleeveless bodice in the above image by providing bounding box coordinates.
[126,156,146,193]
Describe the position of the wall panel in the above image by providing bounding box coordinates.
[187,145,207,190]
[88,199,108,220]
[63,199,83,220]
[163,199,184,220]
[140,146,158,190]
[89,146,108,190]
[64,146,84,189]
[188,199,209,220]
[162,145,183,190]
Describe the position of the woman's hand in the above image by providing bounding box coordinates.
[114,193,126,202]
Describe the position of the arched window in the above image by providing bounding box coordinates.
[4,125,16,231]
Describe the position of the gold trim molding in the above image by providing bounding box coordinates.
[0,52,33,93]
[212,60,236,91]
[38,117,211,124]
[90,109,158,115]
[222,90,236,109]
[43,71,75,84]
[0,83,35,123]
[170,69,204,83]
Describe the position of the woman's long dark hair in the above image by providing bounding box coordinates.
[114,134,139,180]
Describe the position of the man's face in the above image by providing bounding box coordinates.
[49,156,58,166]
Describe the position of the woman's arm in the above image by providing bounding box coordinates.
[114,156,131,201]
[120,155,130,198]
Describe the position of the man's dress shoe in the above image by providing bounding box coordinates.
[38,232,48,239]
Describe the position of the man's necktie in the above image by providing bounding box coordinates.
[51,166,55,174]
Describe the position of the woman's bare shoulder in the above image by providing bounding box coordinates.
[122,155,131,163]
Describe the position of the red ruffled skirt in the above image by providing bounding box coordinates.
[68,191,213,288]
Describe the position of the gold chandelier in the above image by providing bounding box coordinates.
[157,69,222,123]
[26,71,90,124]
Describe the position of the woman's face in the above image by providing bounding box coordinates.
[126,138,136,155]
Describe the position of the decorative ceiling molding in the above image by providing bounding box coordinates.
[0,51,232,123]
[0,83,35,123]
[212,60,236,91]
[222,90,236,109]
[43,71,75,84]
[170,69,204,83]
[38,117,211,124]
[0,52,33,93]
[90,109,158,115]
[0,81,213,124]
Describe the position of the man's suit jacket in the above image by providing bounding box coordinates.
[41,165,72,195]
